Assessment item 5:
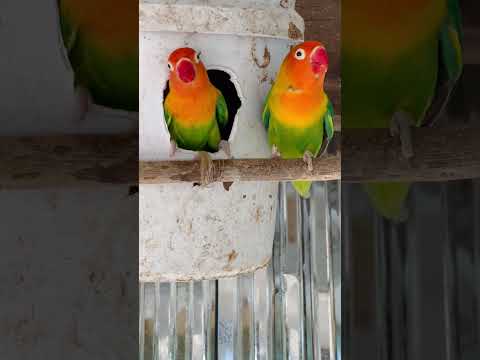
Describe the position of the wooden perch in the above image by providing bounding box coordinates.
[1,126,480,189]
[140,153,341,184]
[342,126,480,183]
[0,134,138,189]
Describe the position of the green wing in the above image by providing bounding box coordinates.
[324,100,335,141]
[215,93,229,130]
[311,99,335,157]
[440,0,463,82]
[262,88,272,130]
[424,0,463,126]
[164,105,173,128]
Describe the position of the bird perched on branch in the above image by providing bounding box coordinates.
[58,0,138,118]
[342,0,463,221]
[263,41,334,198]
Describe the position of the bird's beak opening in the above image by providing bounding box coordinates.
[177,58,196,83]
[311,47,328,75]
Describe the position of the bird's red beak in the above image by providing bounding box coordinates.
[311,47,328,75]
[177,58,196,83]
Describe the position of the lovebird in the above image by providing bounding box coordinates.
[58,0,138,115]
[164,47,229,157]
[342,0,463,221]
[263,41,335,198]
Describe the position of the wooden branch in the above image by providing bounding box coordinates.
[0,134,138,189]
[342,126,480,182]
[2,126,480,189]
[140,153,341,184]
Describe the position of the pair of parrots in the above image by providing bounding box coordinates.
[59,0,462,218]
[57,1,332,199]
[163,43,334,198]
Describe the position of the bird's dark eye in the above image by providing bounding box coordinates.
[195,52,201,64]
[167,62,173,71]
[295,49,306,60]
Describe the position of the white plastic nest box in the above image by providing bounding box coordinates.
[139,0,305,281]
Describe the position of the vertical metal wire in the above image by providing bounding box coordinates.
[273,182,288,360]
[443,183,459,360]
[341,184,352,360]
[250,274,256,360]
[474,180,480,359]
[374,215,388,360]
[140,282,145,360]
[297,194,307,360]
[185,282,194,360]
[405,187,420,360]
[217,277,235,359]
[301,196,314,360]
[326,181,341,360]
[253,265,273,360]
[168,282,177,359]
[388,223,406,360]
[201,280,216,360]
[309,183,324,360]
[154,281,161,360]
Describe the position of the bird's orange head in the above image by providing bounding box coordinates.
[280,41,329,89]
[167,47,208,89]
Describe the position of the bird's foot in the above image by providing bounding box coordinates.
[303,151,314,172]
[390,110,415,159]
[219,140,232,159]
[271,145,281,159]
[197,151,214,186]
[169,140,177,158]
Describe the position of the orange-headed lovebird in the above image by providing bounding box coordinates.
[263,41,335,198]
[164,48,229,157]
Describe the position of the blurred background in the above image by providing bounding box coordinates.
[342,1,480,359]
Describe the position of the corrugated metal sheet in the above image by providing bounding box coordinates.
[140,181,341,359]
[343,179,480,360]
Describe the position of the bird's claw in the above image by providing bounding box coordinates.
[271,145,281,159]
[197,151,214,186]
[169,140,177,158]
[219,140,232,159]
[390,110,415,159]
[303,151,314,172]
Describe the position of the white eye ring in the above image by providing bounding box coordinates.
[294,48,306,60]
[167,62,174,71]
[194,52,201,64]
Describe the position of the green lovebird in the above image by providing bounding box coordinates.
[58,0,138,114]
[263,41,335,198]
[164,47,230,158]
[342,0,463,221]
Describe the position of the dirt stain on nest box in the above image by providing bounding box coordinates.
[223,250,238,270]
[251,45,271,69]
[288,22,302,40]
[227,250,238,263]
[254,207,263,223]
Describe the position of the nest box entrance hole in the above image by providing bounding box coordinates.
[163,69,242,152]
